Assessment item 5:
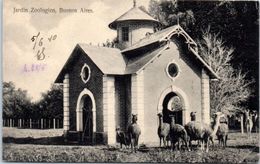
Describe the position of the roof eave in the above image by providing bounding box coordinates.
[109,19,162,30]
[54,45,81,84]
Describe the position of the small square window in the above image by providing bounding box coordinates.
[122,27,129,41]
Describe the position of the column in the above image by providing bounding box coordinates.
[201,69,210,124]
[63,74,70,139]
[131,71,145,143]
[103,75,116,144]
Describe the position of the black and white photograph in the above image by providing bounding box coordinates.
[2,0,259,163]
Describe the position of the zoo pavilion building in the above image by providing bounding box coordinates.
[55,4,219,145]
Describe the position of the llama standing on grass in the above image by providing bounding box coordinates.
[169,115,190,151]
[245,109,253,137]
[252,111,259,133]
[216,123,229,148]
[184,112,224,152]
[216,115,229,148]
[127,114,141,152]
[157,113,170,147]
[116,126,130,149]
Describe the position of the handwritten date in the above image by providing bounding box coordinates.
[31,32,57,60]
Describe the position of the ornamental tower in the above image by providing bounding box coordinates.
[108,0,161,49]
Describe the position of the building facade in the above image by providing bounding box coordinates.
[55,4,219,145]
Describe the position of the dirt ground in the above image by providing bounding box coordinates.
[2,127,259,163]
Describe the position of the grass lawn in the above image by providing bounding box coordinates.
[2,127,259,163]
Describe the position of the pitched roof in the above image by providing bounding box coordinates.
[54,44,126,83]
[55,25,219,83]
[125,45,168,74]
[122,25,196,53]
[121,25,219,79]
[109,7,161,29]
[79,44,126,74]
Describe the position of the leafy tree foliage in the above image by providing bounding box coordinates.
[198,28,254,116]
[3,82,63,119]
[148,0,195,31]
[36,84,63,119]
[3,82,32,118]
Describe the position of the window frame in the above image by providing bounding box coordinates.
[80,63,91,83]
[122,26,129,41]
[166,60,181,80]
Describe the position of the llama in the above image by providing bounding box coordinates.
[190,112,196,121]
[252,111,259,133]
[187,112,201,149]
[245,109,253,136]
[216,122,229,148]
[127,114,141,152]
[157,113,170,147]
[116,126,130,149]
[184,112,224,152]
[169,115,190,151]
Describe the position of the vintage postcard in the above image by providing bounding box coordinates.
[2,0,259,163]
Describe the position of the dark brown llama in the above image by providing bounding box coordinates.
[116,126,130,149]
[157,113,170,147]
[127,114,141,152]
[169,115,190,151]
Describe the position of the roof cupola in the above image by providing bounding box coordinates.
[108,0,161,49]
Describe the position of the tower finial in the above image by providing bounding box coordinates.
[133,0,136,7]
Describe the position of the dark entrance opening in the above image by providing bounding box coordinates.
[162,92,183,125]
[82,95,93,144]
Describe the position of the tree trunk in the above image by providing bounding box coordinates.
[241,115,244,134]
[10,119,12,127]
[30,119,32,129]
[53,118,56,129]
[41,119,43,129]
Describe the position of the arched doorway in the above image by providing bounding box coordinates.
[162,92,183,125]
[76,88,96,145]
[82,95,93,144]
[157,86,189,125]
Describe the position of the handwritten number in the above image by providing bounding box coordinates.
[31,32,40,42]
[39,38,43,46]
[48,34,57,42]
[31,32,40,50]
[36,47,46,60]
[31,32,57,61]
[53,35,57,40]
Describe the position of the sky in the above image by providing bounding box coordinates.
[3,0,151,101]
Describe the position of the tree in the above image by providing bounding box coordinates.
[37,84,63,119]
[197,27,254,116]
[3,81,32,119]
[148,0,195,31]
